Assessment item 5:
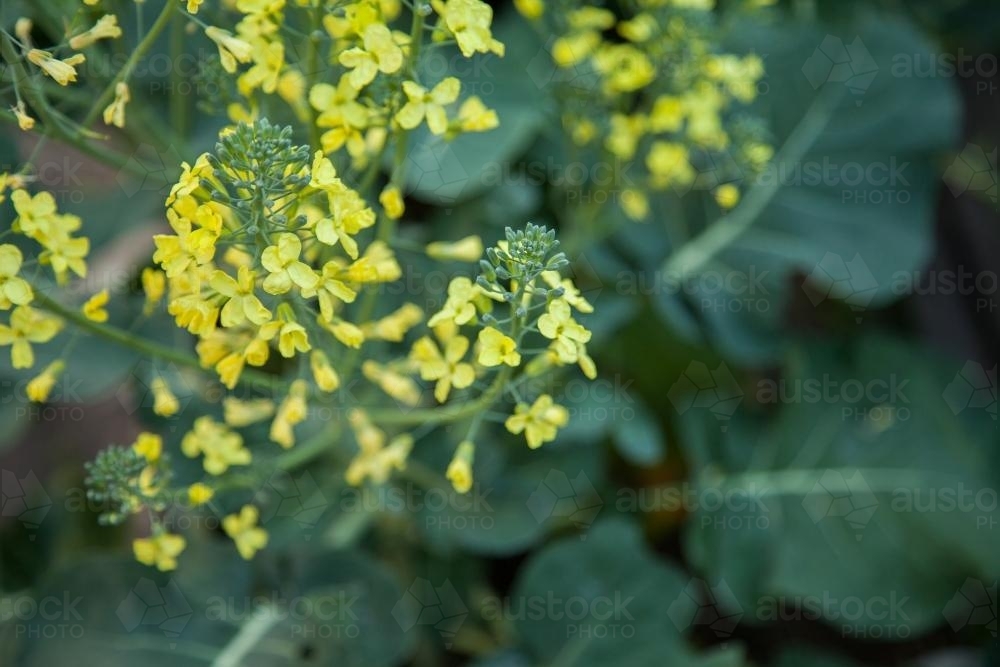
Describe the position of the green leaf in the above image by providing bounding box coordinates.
[612,398,667,467]
[511,519,694,667]
[680,335,998,637]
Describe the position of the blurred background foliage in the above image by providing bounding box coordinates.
[1,0,997,666]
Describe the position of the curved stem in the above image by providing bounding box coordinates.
[664,84,845,276]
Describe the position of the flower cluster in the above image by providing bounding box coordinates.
[187,0,501,170]
[521,0,774,215]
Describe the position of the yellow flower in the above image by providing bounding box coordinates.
[223,505,268,560]
[27,50,85,86]
[151,376,180,416]
[133,432,163,463]
[363,361,422,406]
[309,77,372,157]
[154,212,217,277]
[307,262,358,322]
[446,440,475,493]
[477,327,520,367]
[338,23,403,88]
[593,44,655,93]
[505,394,569,449]
[187,483,214,507]
[69,14,122,50]
[605,113,647,160]
[167,154,212,206]
[396,78,461,135]
[649,95,685,133]
[432,0,504,57]
[261,233,320,294]
[211,266,272,327]
[186,0,206,13]
[410,335,475,402]
[39,228,90,284]
[427,277,481,327]
[271,379,308,448]
[223,397,275,427]
[0,244,33,309]
[11,101,35,131]
[538,298,592,362]
[379,185,405,220]
[310,350,340,392]
[345,417,413,485]
[342,241,401,283]
[141,267,165,314]
[238,41,284,96]
[364,303,423,342]
[620,189,649,221]
[82,289,109,323]
[133,532,186,571]
[26,360,64,403]
[0,306,62,369]
[714,183,741,210]
[327,318,365,348]
[540,271,593,313]
[181,416,251,475]
[647,142,695,189]
[102,82,130,128]
[617,13,658,43]
[514,0,544,19]
[10,189,57,239]
[205,27,253,74]
[314,187,376,258]
[275,317,310,358]
[455,96,498,133]
[426,235,483,263]
[552,32,601,68]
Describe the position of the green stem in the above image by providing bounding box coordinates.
[664,84,845,276]
[30,289,289,393]
[169,11,189,139]
[304,3,323,152]
[82,0,178,128]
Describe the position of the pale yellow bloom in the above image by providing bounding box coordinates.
[69,14,122,50]
[151,376,180,416]
[133,432,163,463]
[187,483,214,507]
[82,289,110,323]
[379,185,405,219]
[26,360,64,402]
[11,101,34,131]
[133,532,186,571]
[477,327,520,367]
[505,394,569,448]
[102,82,130,128]
[223,505,268,560]
[205,27,253,73]
[426,235,483,262]
[446,440,475,493]
[27,50,85,86]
